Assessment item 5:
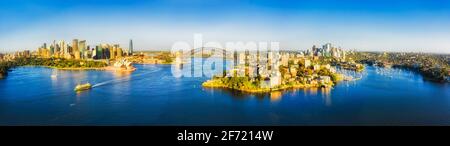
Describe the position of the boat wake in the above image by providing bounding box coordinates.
[91,67,162,88]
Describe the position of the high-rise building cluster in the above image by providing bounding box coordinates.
[0,50,31,61]
[305,43,346,59]
[36,39,134,60]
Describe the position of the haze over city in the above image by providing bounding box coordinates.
[1,0,450,53]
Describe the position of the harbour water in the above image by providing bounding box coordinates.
[0,63,449,125]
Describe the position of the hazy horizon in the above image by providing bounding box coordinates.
[1,0,450,53]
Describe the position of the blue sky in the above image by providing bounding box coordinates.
[1,0,450,53]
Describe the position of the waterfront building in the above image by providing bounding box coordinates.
[113,58,135,70]
[313,64,320,71]
[259,70,282,88]
[289,66,297,77]
[304,59,311,68]
[270,73,282,88]
[319,76,331,84]
[330,67,336,73]
[322,64,331,70]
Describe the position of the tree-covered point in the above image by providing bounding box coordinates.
[1,57,108,78]
[13,57,108,68]
[347,52,449,82]
[217,76,261,90]
[153,52,174,63]
[0,61,16,78]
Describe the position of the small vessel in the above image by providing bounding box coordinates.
[74,83,92,92]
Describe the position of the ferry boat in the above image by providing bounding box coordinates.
[74,83,92,92]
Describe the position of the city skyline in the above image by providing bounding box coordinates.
[1,0,450,53]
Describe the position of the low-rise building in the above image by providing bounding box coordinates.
[313,64,320,71]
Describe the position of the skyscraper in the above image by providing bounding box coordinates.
[110,46,116,59]
[72,39,79,52]
[129,39,133,55]
[58,40,66,57]
[79,40,86,59]
[117,47,123,58]
[97,45,103,59]
[323,43,332,57]
[72,39,79,59]
[49,45,54,56]
[92,46,97,59]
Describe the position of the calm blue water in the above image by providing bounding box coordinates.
[0,62,449,125]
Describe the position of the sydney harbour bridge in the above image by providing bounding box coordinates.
[173,47,272,77]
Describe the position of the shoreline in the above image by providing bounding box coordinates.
[134,62,173,65]
[18,65,107,70]
[18,65,137,72]
[202,79,333,93]
[202,84,331,93]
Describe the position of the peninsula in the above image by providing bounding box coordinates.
[202,43,355,93]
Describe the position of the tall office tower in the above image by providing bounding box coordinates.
[113,44,119,58]
[233,50,238,67]
[79,40,86,59]
[84,46,90,59]
[110,46,116,59]
[72,39,79,52]
[52,40,57,50]
[58,40,66,57]
[49,45,54,56]
[104,47,111,59]
[66,44,70,54]
[117,48,123,58]
[93,46,99,59]
[97,45,103,59]
[129,39,133,55]
[92,46,97,59]
[312,45,317,56]
[323,43,332,56]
